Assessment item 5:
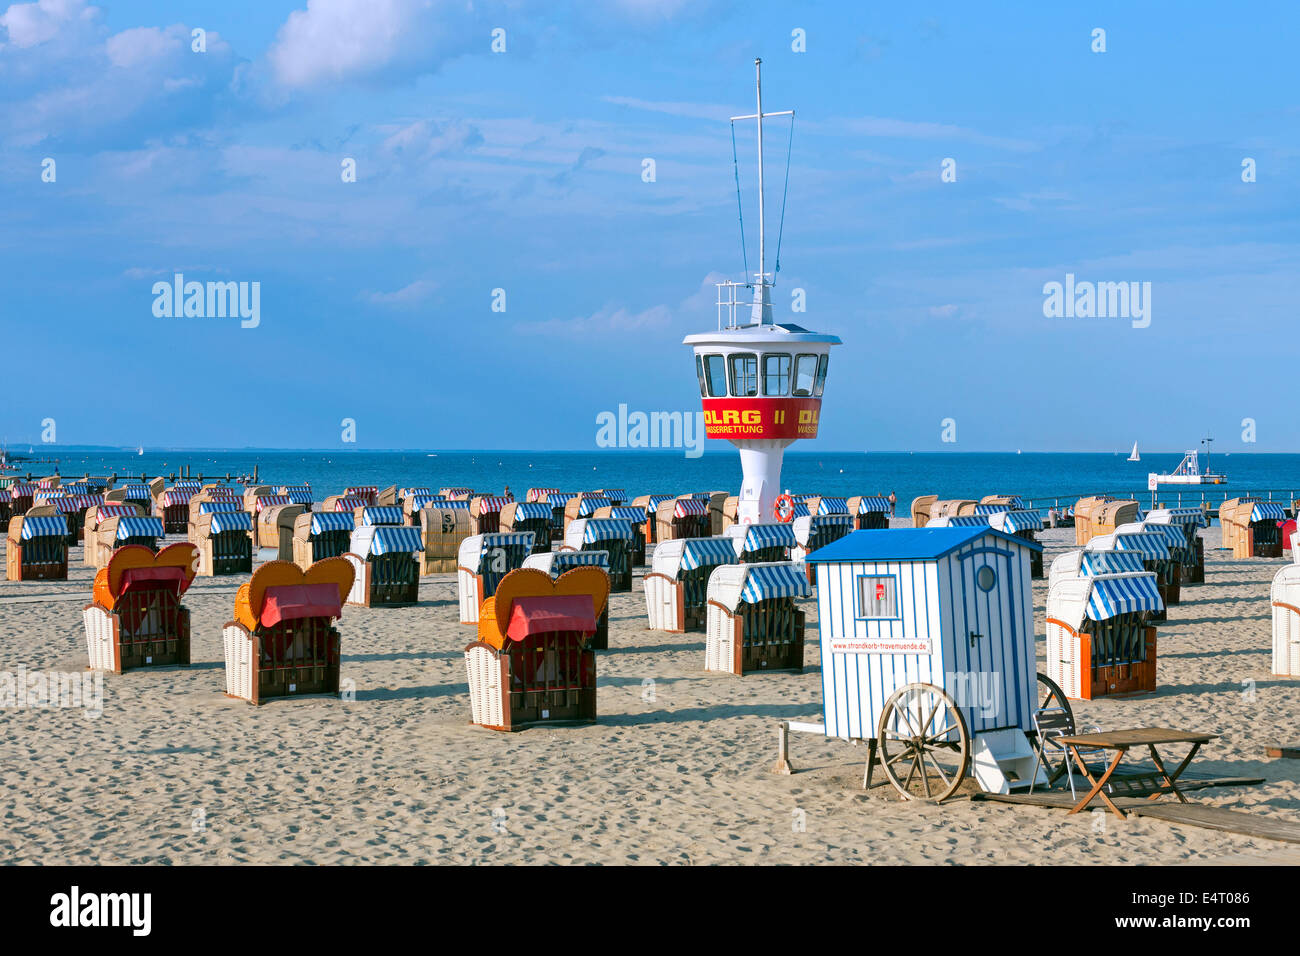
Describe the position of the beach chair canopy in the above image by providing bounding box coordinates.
[644,494,675,512]
[569,517,635,547]
[115,516,164,540]
[255,495,292,513]
[399,486,429,498]
[1048,572,1165,632]
[50,495,84,513]
[673,498,710,518]
[988,509,1041,535]
[1109,532,1171,561]
[161,489,193,507]
[1128,522,1190,552]
[208,511,253,534]
[333,496,368,511]
[576,496,612,516]
[524,549,611,578]
[510,502,553,522]
[459,532,537,573]
[309,512,354,534]
[121,483,152,499]
[708,561,811,613]
[734,522,797,556]
[93,504,139,521]
[473,495,514,514]
[0,490,9,503]
[1080,549,1147,576]
[1145,507,1207,529]
[361,506,405,527]
[792,513,854,546]
[973,503,1012,515]
[282,489,313,505]
[94,543,198,608]
[927,514,990,528]
[609,506,644,523]
[10,483,37,496]
[344,486,378,497]
[350,525,423,558]
[546,492,577,509]
[200,499,243,514]
[814,497,849,515]
[405,494,437,512]
[280,483,312,494]
[234,558,354,631]
[18,515,68,539]
[525,487,558,503]
[1250,502,1288,523]
[434,498,470,511]
[652,537,738,579]
[853,496,891,515]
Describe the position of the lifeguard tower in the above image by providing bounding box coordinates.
[683,59,841,528]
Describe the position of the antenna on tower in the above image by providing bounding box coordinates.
[730,57,794,325]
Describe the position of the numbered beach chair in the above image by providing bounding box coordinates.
[1071,495,1114,546]
[464,566,608,731]
[6,514,69,580]
[562,517,635,592]
[731,522,796,563]
[645,537,738,633]
[223,558,354,705]
[344,524,423,607]
[194,510,254,576]
[292,511,353,568]
[457,532,536,623]
[705,562,810,675]
[419,505,474,574]
[1046,572,1163,700]
[1146,507,1207,584]
[470,495,514,535]
[523,550,612,648]
[84,542,198,672]
[499,501,553,554]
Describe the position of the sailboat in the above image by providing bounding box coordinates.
[1127,442,1140,462]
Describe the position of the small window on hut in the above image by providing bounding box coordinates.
[728,353,758,397]
[856,575,898,619]
[813,354,829,396]
[793,354,818,396]
[703,354,728,397]
[695,355,707,397]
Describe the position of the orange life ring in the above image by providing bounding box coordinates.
[773,494,796,523]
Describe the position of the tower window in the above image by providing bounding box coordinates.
[762,354,792,396]
[728,353,758,397]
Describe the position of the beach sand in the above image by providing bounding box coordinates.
[1,524,1297,865]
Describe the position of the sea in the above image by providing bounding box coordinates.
[9,448,1300,512]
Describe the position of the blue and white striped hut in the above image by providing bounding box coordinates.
[730,522,796,563]
[457,532,537,624]
[1046,571,1163,700]
[846,495,892,530]
[645,536,738,633]
[345,524,424,607]
[705,562,811,675]
[805,526,1047,798]
[564,517,635,592]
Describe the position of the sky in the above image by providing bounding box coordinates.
[1,0,1297,453]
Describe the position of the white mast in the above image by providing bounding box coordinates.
[731,57,792,325]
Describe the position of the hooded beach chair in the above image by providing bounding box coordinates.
[223,558,355,704]
[523,549,612,648]
[730,522,796,563]
[634,494,674,543]
[157,486,195,534]
[1071,495,1114,546]
[116,482,154,516]
[607,505,648,564]
[259,504,306,559]
[846,495,891,530]
[1046,572,1163,700]
[705,562,811,675]
[84,542,198,672]
[464,566,608,731]
[5,514,69,580]
[655,496,710,542]
[470,495,514,535]
[0,489,10,525]
[93,516,165,570]
[343,486,378,506]
[457,532,536,624]
[563,494,612,537]
[1222,499,1286,558]
[194,510,254,576]
[988,508,1045,578]
[344,524,423,607]
[403,493,436,524]
[499,501,554,554]
[645,537,738,633]
[1144,507,1207,583]
[562,517,635,592]
[292,510,354,569]
[7,482,37,517]
[83,503,143,567]
[1088,531,1176,614]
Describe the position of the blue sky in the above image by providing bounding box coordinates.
[2,0,1297,452]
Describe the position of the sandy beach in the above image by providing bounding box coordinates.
[2,522,1298,866]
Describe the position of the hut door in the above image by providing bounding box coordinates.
[954,549,1020,734]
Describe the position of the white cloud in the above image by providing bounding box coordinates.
[602,95,731,121]
[517,272,724,338]
[365,278,439,306]
[0,0,92,49]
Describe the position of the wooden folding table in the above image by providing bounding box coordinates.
[1057,728,1218,819]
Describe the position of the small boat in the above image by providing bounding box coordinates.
[1127,442,1140,462]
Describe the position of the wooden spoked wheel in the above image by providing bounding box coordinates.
[877,682,970,803]
[1033,672,1075,785]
